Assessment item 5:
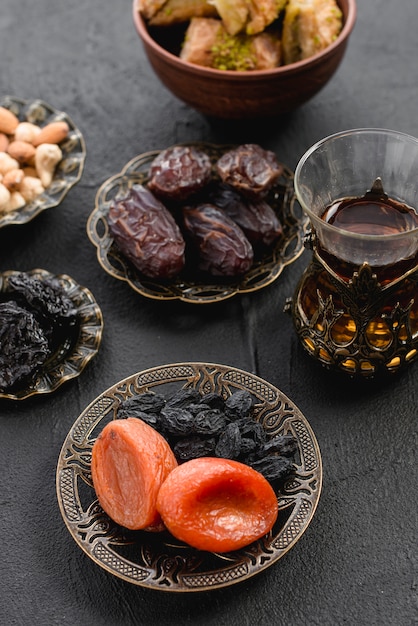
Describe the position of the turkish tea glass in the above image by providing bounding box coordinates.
[290,128,418,377]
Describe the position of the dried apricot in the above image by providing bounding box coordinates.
[91,417,178,530]
[156,457,278,552]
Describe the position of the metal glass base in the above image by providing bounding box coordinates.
[287,249,418,377]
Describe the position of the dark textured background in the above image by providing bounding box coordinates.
[1,1,417,624]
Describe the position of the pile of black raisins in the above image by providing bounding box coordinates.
[116,387,298,486]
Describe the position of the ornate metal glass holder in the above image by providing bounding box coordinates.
[288,233,418,376]
[288,129,418,378]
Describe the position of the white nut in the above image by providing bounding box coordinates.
[19,176,45,202]
[0,151,20,175]
[0,182,11,210]
[14,121,42,144]
[34,143,62,187]
[4,191,26,212]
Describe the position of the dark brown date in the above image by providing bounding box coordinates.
[108,184,186,280]
[209,182,283,249]
[216,144,283,198]
[182,203,254,277]
[148,145,212,201]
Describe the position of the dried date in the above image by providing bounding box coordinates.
[216,144,283,198]
[182,203,254,277]
[209,182,283,249]
[108,184,185,280]
[148,145,212,202]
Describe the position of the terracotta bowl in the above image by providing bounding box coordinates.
[132,0,357,119]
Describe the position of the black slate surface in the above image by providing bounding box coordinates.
[1,1,417,624]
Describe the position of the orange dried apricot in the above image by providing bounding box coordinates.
[156,457,278,552]
[91,417,178,530]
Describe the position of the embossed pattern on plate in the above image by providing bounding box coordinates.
[56,362,322,591]
[0,96,86,228]
[0,269,103,400]
[87,144,309,303]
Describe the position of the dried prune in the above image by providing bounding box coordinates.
[182,203,254,277]
[7,272,78,349]
[225,389,254,419]
[108,184,185,280]
[173,436,216,461]
[148,145,212,202]
[216,144,283,198]
[8,273,77,325]
[0,302,50,391]
[209,182,283,249]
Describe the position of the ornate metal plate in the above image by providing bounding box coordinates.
[0,269,103,400]
[87,144,309,303]
[0,96,86,229]
[56,362,322,591]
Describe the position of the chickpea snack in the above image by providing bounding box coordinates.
[0,96,86,228]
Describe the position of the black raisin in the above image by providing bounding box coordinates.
[253,434,298,459]
[225,389,254,419]
[199,392,225,410]
[215,422,242,459]
[117,392,166,417]
[173,436,216,461]
[235,417,267,444]
[193,408,228,435]
[165,388,201,409]
[159,407,195,436]
[248,456,294,483]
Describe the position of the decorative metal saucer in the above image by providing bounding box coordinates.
[0,269,103,400]
[87,144,309,303]
[0,96,86,229]
[56,362,322,592]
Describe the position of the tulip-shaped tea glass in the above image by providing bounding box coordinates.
[289,128,418,377]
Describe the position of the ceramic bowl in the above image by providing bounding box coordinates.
[132,0,357,119]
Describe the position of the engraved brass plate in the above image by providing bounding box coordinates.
[0,269,103,400]
[87,144,309,303]
[56,362,322,591]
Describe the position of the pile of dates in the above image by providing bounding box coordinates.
[108,144,284,280]
[0,272,78,392]
[116,387,298,486]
